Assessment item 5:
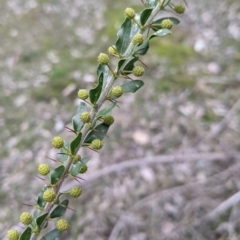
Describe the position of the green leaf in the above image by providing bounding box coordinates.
[37,185,48,208]
[135,39,149,55]
[93,102,117,127]
[50,165,65,185]
[58,141,69,164]
[149,29,172,40]
[36,213,48,228]
[84,123,109,143]
[117,58,126,71]
[121,80,144,93]
[144,0,158,7]
[70,157,90,176]
[89,72,104,104]
[151,17,180,31]
[116,16,139,55]
[40,229,60,240]
[72,102,87,133]
[50,199,69,219]
[19,227,32,240]
[70,132,82,154]
[140,8,153,26]
[97,64,109,88]
[122,57,139,75]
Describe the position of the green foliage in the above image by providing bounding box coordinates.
[89,72,104,104]
[19,227,32,240]
[72,102,87,133]
[50,200,69,219]
[50,165,65,185]
[6,1,184,239]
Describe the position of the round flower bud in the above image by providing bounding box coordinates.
[174,4,185,14]
[97,53,110,65]
[69,186,82,198]
[79,164,88,174]
[132,33,144,46]
[80,111,91,123]
[52,136,64,149]
[38,163,50,175]
[103,115,114,126]
[77,89,88,100]
[160,19,173,29]
[133,66,145,77]
[91,139,103,150]
[109,86,123,98]
[43,188,56,202]
[73,154,81,164]
[7,229,19,240]
[56,219,69,231]
[108,45,117,56]
[124,7,135,19]
[20,212,33,225]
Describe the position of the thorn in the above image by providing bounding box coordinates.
[46,156,58,163]
[35,175,45,181]
[65,126,76,134]
[22,203,34,208]
[138,58,149,68]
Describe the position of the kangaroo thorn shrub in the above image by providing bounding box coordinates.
[6,1,186,239]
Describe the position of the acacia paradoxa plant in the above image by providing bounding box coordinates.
[6,1,185,239]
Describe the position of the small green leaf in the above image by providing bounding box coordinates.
[140,8,153,26]
[151,17,180,31]
[84,123,109,143]
[121,80,144,93]
[33,209,41,219]
[36,213,48,228]
[149,29,172,40]
[116,16,139,55]
[50,199,69,219]
[97,64,109,88]
[89,72,103,104]
[70,157,90,176]
[93,102,117,127]
[135,39,149,55]
[72,102,87,132]
[117,59,126,71]
[50,165,65,185]
[19,227,32,240]
[58,141,69,164]
[37,185,48,208]
[70,132,82,154]
[40,229,60,240]
[144,0,158,7]
[122,57,139,75]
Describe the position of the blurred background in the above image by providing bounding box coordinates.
[1,0,240,239]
